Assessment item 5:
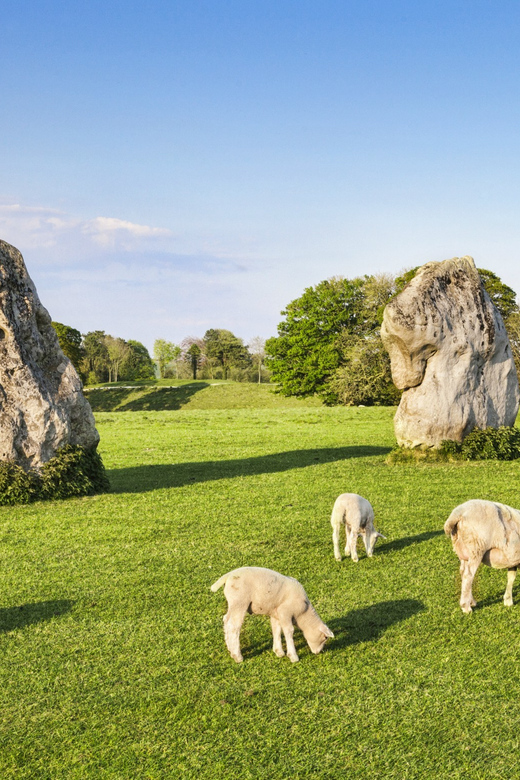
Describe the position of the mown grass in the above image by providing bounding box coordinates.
[84,380,323,412]
[1,394,520,778]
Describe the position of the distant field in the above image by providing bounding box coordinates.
[85,379,324,412]
[1,389,520,778]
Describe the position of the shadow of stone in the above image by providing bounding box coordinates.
[108,445,392,493]
[86,383,210,412]
[328,599,426,649]
[0,599,74,633]
[377,530,444,555]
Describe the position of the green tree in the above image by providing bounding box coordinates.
[330,332,401,406]
[478,268,519,320]
[104,335,130,383]
[52,322,85,378]
[81,331,109,385]
[265,277,366,402]
[186,343,202,379]
[203,329,250,379]
[179,337,205,380]
[153,339,180,379]
[122,340,155,381]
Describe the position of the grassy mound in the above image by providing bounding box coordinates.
[85,380,324,412]
[0,445,110,505]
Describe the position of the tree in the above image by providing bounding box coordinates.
[478,268,519,320]
[180,337,205,380]
[122,340,155,381]
[330,332,401,406]
[203,329,251,379]
[81,331,110,384]
[186,343,202,379]
[265,277,367,401]
[153,339,180,379]
[104,335,130,383]
[52,322,85,378]
[248,336,266,383]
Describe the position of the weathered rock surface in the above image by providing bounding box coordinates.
[0,239,99,469]
[381,256,520,447]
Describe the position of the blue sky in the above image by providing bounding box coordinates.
[1,1,519,353]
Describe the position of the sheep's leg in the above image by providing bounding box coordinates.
[270,616,285,657]
[343,526,351,558]
[345,527,350,558]
[460,557,482,613]
[349,529,359,563]
[278,613,299,662]
[223,608,245,662]
[459,560,477,608]
[332,523,342,561]
[504,568,517,607]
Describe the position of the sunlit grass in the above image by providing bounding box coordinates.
[0,400,519,778]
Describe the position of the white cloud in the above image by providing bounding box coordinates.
[0,203,76,249]
[82,216,172,248]
[0,199,282,350]
[0,203,173,255]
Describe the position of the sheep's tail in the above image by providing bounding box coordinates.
[210,572,232,592]
[444,509,462,538]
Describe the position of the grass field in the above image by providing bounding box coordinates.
[1,384,520,778]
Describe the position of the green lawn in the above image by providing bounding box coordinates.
[1,393,520,778]
[84,379,323,412]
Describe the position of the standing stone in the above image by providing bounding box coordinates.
[0,239,99,469]
[381,256,520,448]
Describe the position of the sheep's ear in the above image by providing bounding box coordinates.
[376,532,387,540]
[321,624,334,638]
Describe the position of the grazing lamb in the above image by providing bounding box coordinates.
[210,566,334,663]
[444,499,520,613]
[331,493,385,562]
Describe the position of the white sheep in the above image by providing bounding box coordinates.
[444,499,520,613]
[210,566,334,663]
[331,493,385,562]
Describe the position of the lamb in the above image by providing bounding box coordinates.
[444,499,520,613]
[210,566,334,663]
[331,493,385,562]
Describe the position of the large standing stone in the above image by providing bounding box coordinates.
[381,256,520,448]
[0,239,99,469]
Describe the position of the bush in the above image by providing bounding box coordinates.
[440,426,520,460]
[0,462,39,505]
[0,446,110,506]
[387,426,520,464]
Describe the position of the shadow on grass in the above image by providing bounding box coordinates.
[108,445,392,493]
[86,382,210,412]
[0,599,73,633]
[239,598,425,660]
[377,530,444,555]
[328,598,426,648]
[476,593,506,610]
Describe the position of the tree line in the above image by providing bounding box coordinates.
[265,267,520,406]
[53,266,519,400]
[153,331,268,382]
[51,325,269,385]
